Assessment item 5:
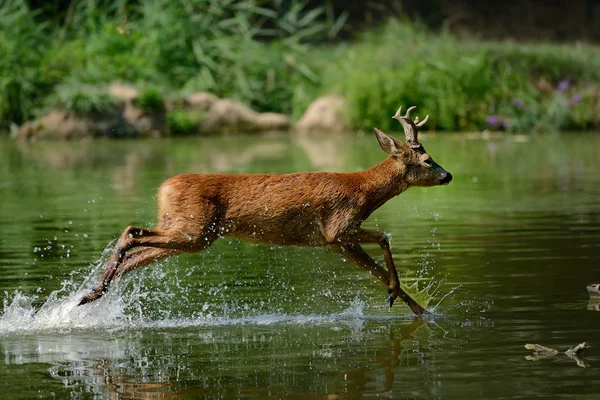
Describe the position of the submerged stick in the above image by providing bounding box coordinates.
[564,342,591,357]
[525,342,591,368]
[524,343,560,356]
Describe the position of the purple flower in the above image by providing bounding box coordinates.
[486,115,508,128]
[486,115,500,126]
[512,98,525,108]
[572,94,582,103]
[557,79,570,92]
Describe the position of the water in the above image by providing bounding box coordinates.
[1,132,599,399]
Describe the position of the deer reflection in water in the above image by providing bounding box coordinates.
[34,319,429,399]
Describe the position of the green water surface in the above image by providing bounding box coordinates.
[0,132,599,399]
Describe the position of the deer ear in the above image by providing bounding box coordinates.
[374,128,409,155]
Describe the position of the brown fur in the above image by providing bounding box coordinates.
[79,112,452,315]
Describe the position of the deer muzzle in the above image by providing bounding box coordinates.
[440,172,453,185]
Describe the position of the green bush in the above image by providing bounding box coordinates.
[0,0,344,124]
[0,0,49,123]
[313,19,600,133]
[136,86,165,112]
[166,109,203,136]
[2,1,600,133]
[51,84,120,115]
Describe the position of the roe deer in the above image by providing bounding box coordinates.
[78,106,452,314]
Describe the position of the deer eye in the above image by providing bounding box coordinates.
[421,158,433,167]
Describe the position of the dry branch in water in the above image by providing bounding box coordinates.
[525,342,591,368]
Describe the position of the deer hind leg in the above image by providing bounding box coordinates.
[121,246,150,263]
[333,229,427,314]
[78,223,219,306]
[79,248,180,305]
[113,247,181,281]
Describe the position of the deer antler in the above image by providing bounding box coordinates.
[392,106,429,148]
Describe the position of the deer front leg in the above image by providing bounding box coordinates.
[337,229,399,297]
[335,228,427,313]
[330,243,389,284]
[330,242,427,315]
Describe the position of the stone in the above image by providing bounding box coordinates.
[184,92,219,111]
[16,107,136,140]
[110,83,165,138]
[201,99,291,134]
[295,95,349,133]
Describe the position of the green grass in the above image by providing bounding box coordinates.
[1,2,600,133]
[316,20,600,133]
[49,83,121,115]
[0,0,342,124]
[136,86,165,112]
[166,109,204,136]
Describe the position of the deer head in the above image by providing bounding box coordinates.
[374,106,452,187]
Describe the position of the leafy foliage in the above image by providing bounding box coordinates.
[0,0,344,123]
[51,83,120,114]
[320,20,600,132]
[1,2,599,133]
[0,0,49,123]
[166,109,204,136]
[136,86,165,112]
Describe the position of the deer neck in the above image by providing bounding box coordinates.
[358,156,409,212]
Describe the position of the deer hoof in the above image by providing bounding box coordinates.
[413,306,428,315]
[77,288,105,306]
[388,288,396,308]
[77,297,89,306]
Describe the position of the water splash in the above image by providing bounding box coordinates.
[0,266,463,335]
[429,284,462,313]
[1,285,418,335]
[0,238,471,335]
[0,240,416,335]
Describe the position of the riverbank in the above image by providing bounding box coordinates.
[2,1,600,138]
